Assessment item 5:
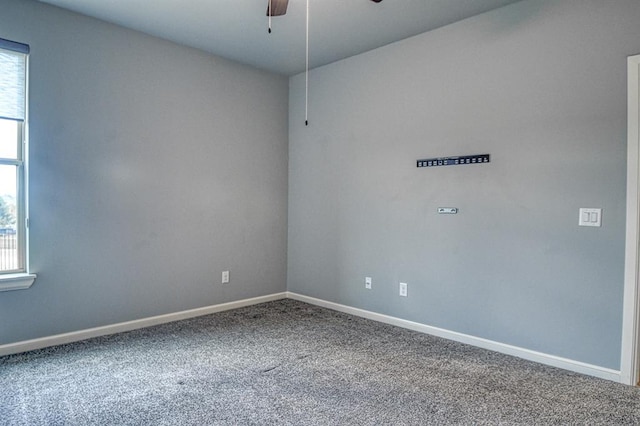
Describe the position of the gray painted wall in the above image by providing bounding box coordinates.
[0,0,289,344]
[288,0,640,370]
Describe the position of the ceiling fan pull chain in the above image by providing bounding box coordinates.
[268,0,272,33]
[305,0,309,126]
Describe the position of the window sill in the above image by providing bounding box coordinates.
[0,273,37,292]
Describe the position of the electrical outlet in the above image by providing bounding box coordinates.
[365,277,372,290]
[222,270,230,284]
[399,282,408,297]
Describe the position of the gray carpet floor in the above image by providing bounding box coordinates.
[1,299,640,425]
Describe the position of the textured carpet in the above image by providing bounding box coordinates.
[1,299,640,425]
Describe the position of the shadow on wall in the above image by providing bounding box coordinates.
[484,0,547,37]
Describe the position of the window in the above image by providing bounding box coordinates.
[0,38,35,291]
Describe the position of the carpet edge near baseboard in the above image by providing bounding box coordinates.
[0,290,622,385]
[0,292,288,357]
[285,292,622,384]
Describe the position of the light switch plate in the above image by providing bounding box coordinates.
[579,208,602,227]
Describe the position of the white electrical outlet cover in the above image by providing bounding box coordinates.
[399,282,408,297]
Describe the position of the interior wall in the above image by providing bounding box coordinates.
[0,0,289,345]
[288,0,640,370]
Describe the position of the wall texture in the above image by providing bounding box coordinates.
[288,0,640,370]
[0,0,289,344]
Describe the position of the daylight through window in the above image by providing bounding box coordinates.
[0,38,29,274]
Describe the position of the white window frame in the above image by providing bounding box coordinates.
[0,38,35,291]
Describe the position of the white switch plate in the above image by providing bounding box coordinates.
[365,277,372,289]
[222,270,230,283]
[579,208,602,227]
[399,282,408,297]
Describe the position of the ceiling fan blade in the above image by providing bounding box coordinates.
[266,0,289,16]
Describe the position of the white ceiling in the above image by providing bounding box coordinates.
[39,0,523,76]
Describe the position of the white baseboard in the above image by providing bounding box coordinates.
[0,292,287,357]
[0,290,622,384]
[286,292,622,383]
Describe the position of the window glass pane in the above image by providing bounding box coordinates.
[0,118,18,159]
[0,164,18,272]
